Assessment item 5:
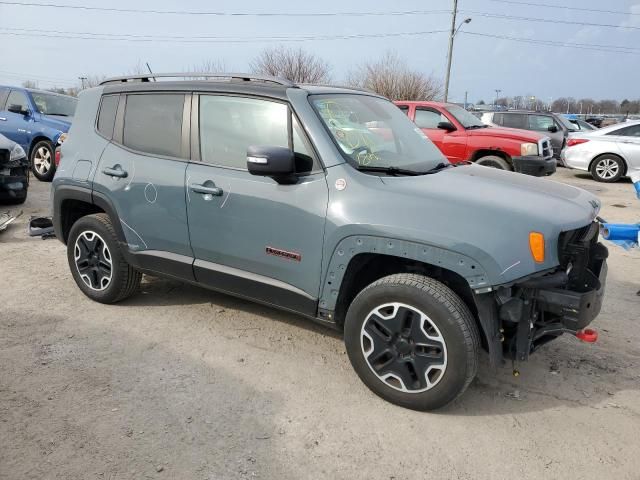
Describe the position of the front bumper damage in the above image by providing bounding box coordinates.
[476,222,607,366]
[0,150,29,200]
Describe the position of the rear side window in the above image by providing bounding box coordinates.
[97,95,119,139]
[501,113,527,129]
[414,108,447,129]
[608,124,640,137]
[123,94,184,158]
[0,88,9,109]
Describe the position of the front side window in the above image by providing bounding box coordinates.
[414,109,447,129]
[528,115,555,132]
[123,94,184,158]
[7,91,29,111]
[200,96,289,169]
[311,94,446,172]
[444,105,486,129]
[29,92,77,117]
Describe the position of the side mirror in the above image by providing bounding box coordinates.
[8,104,30,116]
[247,145,297,184]
[547,125,558,133]
[437,121,456,131]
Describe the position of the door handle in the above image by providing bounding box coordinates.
[190,183,223,196]
[102,166,128,178]
[0,117,6,121]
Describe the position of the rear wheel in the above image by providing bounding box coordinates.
[344,274,480,411]
[30,140,56,182]
[67,213,142,304]
[476,155,511,170]
[590,154,624,183]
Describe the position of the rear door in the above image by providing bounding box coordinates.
[0,90,31,150]
[414,107,466,162]
[185,94,328,314]
[92,92,193,278]
[611,124,640,167]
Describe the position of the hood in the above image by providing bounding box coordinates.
[39,114,72,131]
[370,164,600,284]
[469,125,545,142]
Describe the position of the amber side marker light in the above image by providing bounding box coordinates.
[529,232,545,263]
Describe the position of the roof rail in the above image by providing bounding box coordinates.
[99,72,297,87]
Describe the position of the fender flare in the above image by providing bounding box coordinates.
[318,235,491,312]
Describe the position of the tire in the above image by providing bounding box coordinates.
[476,155,511,170]
[344,274,480,411]
[67,213,142,304]
[590,154,625,183]
[30,140,56,182]
[1,192,27,205]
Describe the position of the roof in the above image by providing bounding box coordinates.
[0,84,76,99]
[98,73,381,99]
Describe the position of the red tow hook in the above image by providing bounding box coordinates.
[576,328,598,343]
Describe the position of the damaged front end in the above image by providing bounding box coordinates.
[0,145,30,202]
[476,222,608,367]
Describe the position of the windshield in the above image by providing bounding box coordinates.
[557,115,577,131]
[29,92,77,117]
[311,94,446,172]
[445,105,486,128]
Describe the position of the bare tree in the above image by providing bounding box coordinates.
[22,80,38,89]
[346,52,442,101]
[250,46,331,83]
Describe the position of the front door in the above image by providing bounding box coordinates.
[186,94,328,315]
[0,90,32,151]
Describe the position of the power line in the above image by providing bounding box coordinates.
[0,2,450,17]
[462,31,640,55]
[462,10,640,30]
[0,29,450,43]
[488,0,640,16]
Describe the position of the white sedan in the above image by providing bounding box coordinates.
[562,120,640,182]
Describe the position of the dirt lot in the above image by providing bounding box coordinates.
[1,168,639,480]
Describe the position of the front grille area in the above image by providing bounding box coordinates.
[539,139,553,159]
[557,222,605,291]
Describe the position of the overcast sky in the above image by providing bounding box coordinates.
[1,0,638,102]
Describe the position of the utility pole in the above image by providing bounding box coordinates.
[444,0,458,103]
[78,76,87,89]
[494,89,501,107]
[464,91,468,109]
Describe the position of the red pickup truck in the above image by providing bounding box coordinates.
[395,101,556,176]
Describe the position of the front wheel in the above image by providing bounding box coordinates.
[590,154,625,183]
[30,140,56,182]
[344,274,480,411]
[476,155,511,170]
[67,213,142,304]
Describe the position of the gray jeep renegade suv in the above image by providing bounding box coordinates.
[52,73,608,411]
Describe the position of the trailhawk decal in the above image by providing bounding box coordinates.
[266,246,302,262]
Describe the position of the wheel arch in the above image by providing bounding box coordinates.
[320,236,492,347]
[28,135,53,157]
[469,149,511,164]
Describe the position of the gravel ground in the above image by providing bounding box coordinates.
[1,168,639,480]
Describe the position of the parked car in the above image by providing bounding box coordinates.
[585,117,604,128]
[53,73,607,411]
[0,133,29,204]
[481,110,579,164]
[0,85,76,181]
[564,114,597,132]
[562,120,640,182]
[396,102,555,176]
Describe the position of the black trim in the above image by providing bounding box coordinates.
[128,250,195,282]
[193,259,318,317]
[52,184,93,243]
[90,189,128,246]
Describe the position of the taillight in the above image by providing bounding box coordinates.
[55,148,61,167]
[566,138,589,147]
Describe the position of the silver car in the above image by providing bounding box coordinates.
[562,120,640,182]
